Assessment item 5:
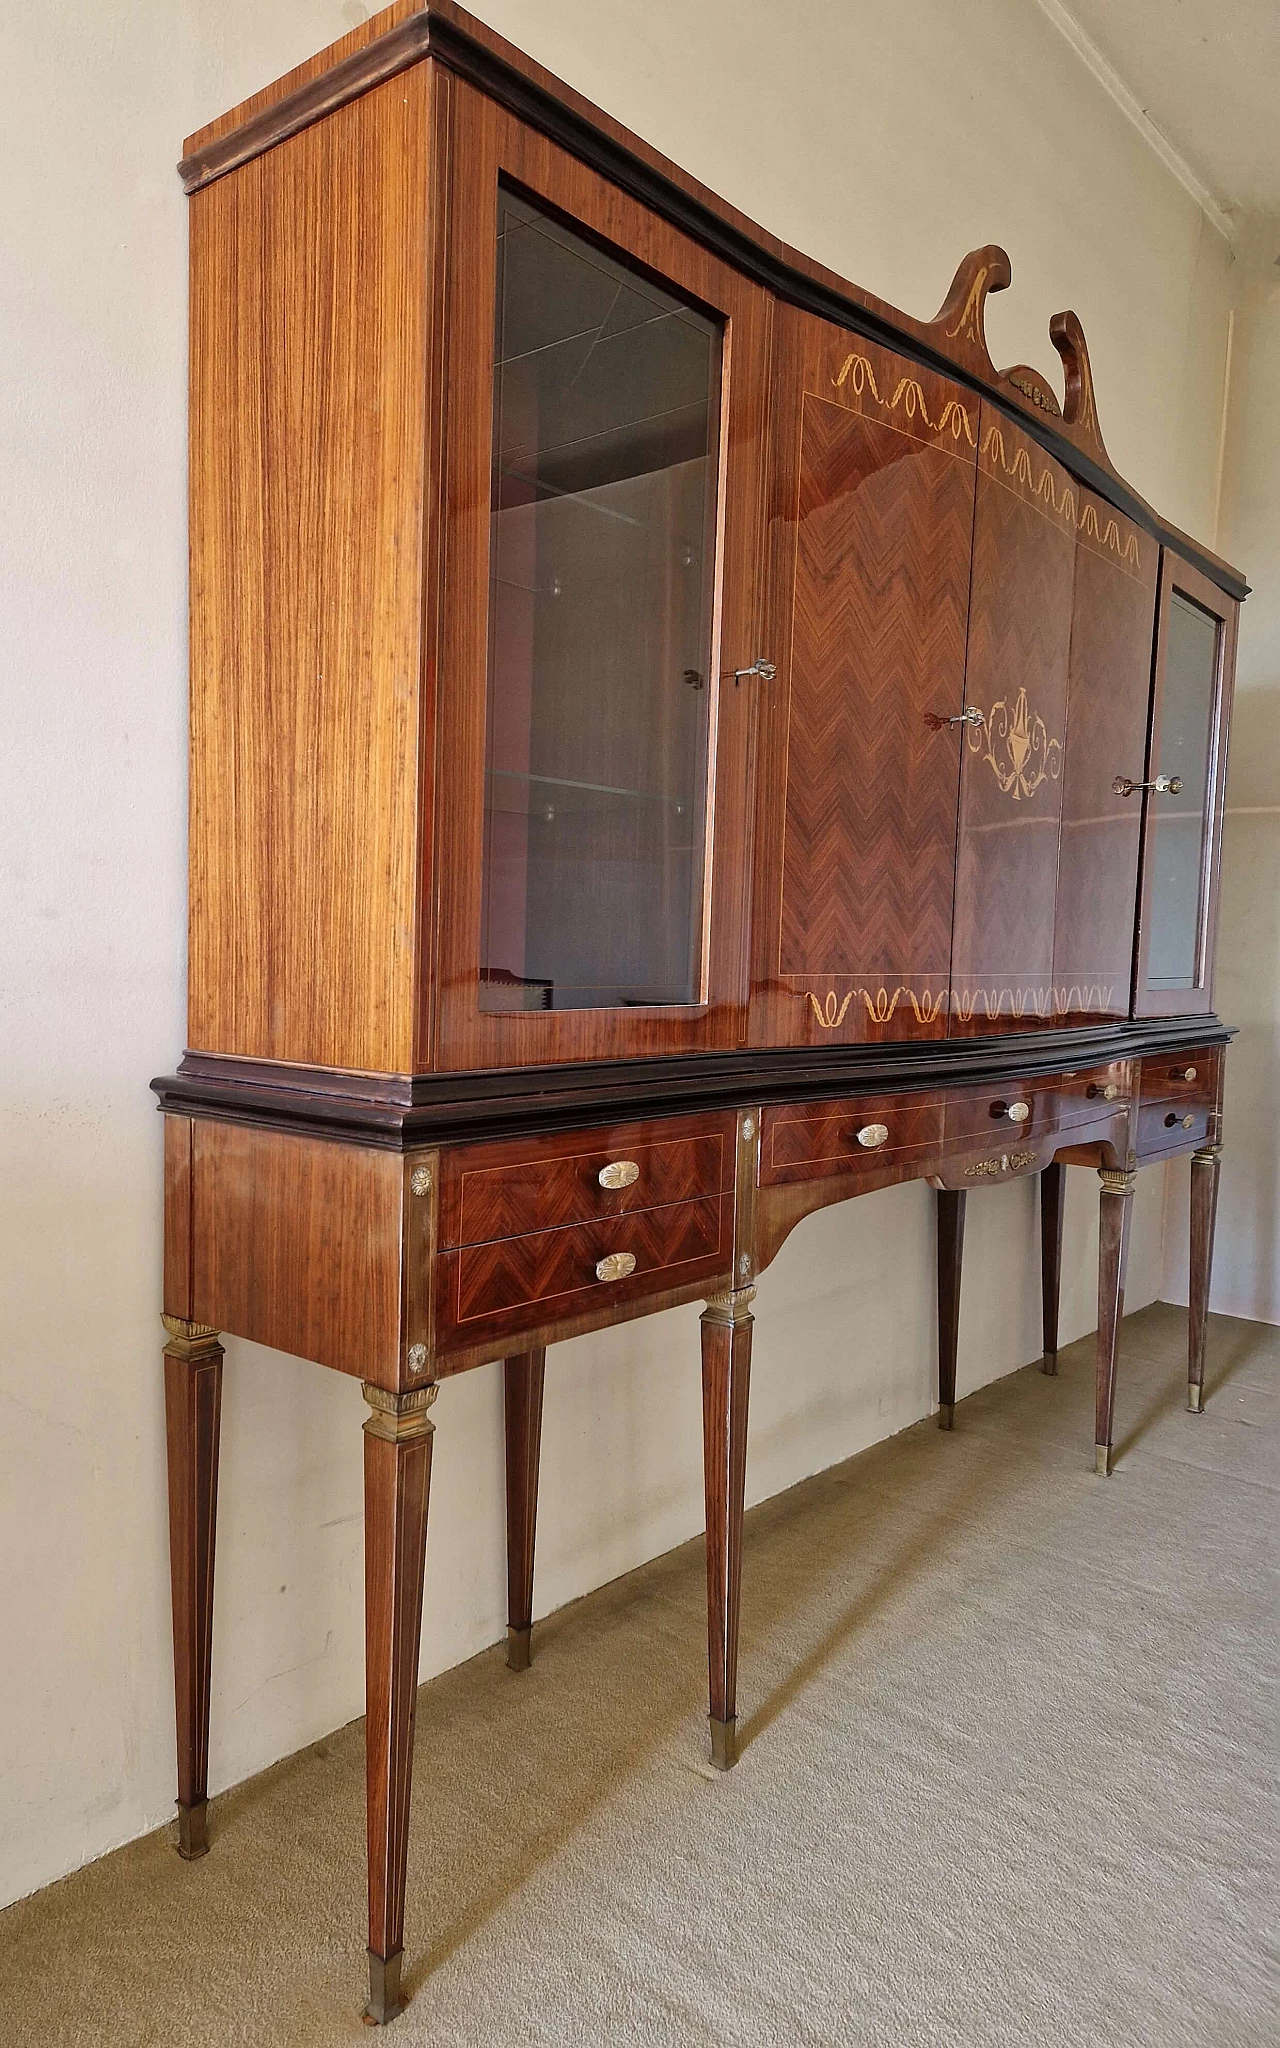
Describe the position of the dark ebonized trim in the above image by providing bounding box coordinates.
[177,9,1247,604]
[153,1020,1235,1150]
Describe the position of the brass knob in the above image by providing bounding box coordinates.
[595,1252,636,1282]
[1182,1114,1194,1130]
[598,1160,640,1190]
[1104,1083,1119,1101]
[410,1166,432,1196]
[1174,1066,1197,1082]
[856,1123,889,1149]
[991,1100,1031,1123]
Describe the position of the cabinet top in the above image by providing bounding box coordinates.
[179,0,1244,600]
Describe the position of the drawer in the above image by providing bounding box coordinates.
[1136,1100,1213,1158]
[1138,1047,1220,1109]
[438,1114,734,1250]
[943,1064,1130,1145]
[435,1196,730,1351]
[760,1094,944,1188]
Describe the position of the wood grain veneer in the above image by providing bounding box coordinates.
[751,314,975,1049]
[434,1195,730,1352]
[188,1122,406,1381]
[758,1092,946,1188]
[163,1114,195,1319]
[950,408,1076,1033]
[438,1114,734,1248]
[188,67,437,1074]
[431,79,771,1069]
[1052,490,1158,1023]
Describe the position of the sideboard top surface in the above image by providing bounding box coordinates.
[177,0,1244,600]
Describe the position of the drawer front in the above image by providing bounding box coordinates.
[1136,1100,1213,1158]
[439,1114,734,1250]
[1138,1047,1220,1109]
[760,1094,944,1188]
[943,1064,1130,1145]
[435,1196,730,1350]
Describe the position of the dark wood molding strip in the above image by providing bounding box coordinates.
[153,1020,1235,1150]
[177,6,1246,603]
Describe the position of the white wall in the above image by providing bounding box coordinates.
[0,0,1245,1908]
[1163,239,1280,1321]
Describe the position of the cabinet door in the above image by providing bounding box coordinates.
[432,82,770,1071]
[749,315,977,1047]
[1133,552,1238,1017]
[1051,493,1159,1023]
[949,409,1075,1034]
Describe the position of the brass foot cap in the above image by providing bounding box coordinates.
[364,1949,405,2027]
[938,1403,955,1431]
[709,1716,738,1771]
[1187,1383,1204,1414]
[1095,1444,1112,1477]
[176,1800,208,1861]
[1041,1355,1058,1376]
[506,1624,532,1673]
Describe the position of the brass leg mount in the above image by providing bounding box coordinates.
[365,1949,405,2027]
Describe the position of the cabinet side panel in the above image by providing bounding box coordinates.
[188,68,433,1073]
[949,408,1075,1033]
[1052,492,1157,1022]
[190,1123,405,1382]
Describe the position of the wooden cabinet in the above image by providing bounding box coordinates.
[183,56,1241,1080]
[163,8,1249,2025]
[749,315,975,1047]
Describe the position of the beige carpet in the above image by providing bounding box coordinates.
[3,1303,1276,2047]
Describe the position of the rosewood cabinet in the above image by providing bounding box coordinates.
[160,2,1247,2025]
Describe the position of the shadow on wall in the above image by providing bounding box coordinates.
[1165,683,1280,1321]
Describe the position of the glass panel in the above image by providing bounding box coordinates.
[479,188,722,1012]
[1145,591,1221,988]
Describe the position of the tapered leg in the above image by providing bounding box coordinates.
[1095,1170,1136,1475]
[362,1382,437,2026]
[1188,1146,1222,1413]
[163,1316,224,1861]
[936,1189,966,1429]
[1040,1161,1066,1374]
[701,1289,753,1771]
[503,1349,546,1671]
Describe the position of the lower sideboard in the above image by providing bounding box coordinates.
[153,1031,1226,2023]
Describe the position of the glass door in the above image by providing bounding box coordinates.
[481,191,720,1015]
[1133,552,1238,1016]
[433,82,770,1071]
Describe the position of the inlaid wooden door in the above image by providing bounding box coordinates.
[949,409,1075,1034]
[749,312,978,1047]
[1051,491,1158,1024]
[431,80,771,1071]
[1132,551,1238,1017]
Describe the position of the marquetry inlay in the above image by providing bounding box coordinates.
[967,685,1063,801]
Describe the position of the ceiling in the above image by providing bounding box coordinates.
[1040,0,1280,240]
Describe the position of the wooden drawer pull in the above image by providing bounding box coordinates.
[598,1160,640,1190]
[991,1100,1031,1123]
[595,1251,637,1282]
[856,1123,889,1149]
